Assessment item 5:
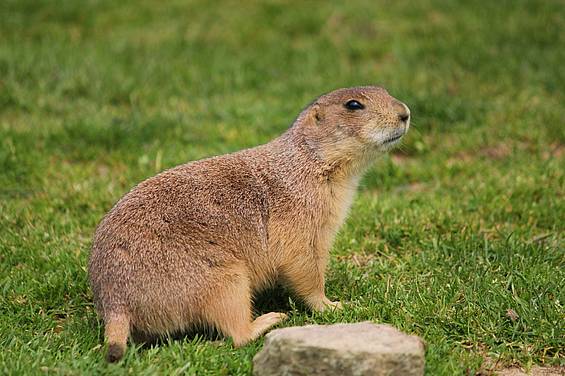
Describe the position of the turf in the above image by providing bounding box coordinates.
[0,0,563,374]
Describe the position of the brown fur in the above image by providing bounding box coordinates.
[88,86,410,362]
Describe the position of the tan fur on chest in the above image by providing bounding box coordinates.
[262,172,359,295]
[319,176,359,249]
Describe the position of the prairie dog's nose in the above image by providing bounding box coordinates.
[392,100,410,122]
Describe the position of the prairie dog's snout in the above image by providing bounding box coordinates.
[392,99,410,124]
[388,99,411,144]
[88,85,410,362]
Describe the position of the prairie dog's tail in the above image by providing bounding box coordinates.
[104,312,130,363]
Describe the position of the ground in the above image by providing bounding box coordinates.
[0,0,563,375]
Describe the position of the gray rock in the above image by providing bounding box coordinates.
[253,322,425,376]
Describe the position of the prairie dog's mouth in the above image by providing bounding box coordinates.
[363,122,408,148]
[382,128,406,145]
[383,133,404,144]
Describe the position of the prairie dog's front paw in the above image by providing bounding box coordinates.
[310,297,343,312]
[325,300,343,311]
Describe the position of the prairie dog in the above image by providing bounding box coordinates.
[88,86,410,362]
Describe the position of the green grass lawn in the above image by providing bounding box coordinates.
[1,0,563,374]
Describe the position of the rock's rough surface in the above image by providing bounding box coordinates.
[497,366,565,376]
[253,322,425,376]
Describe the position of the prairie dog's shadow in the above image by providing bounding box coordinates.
[134,285,296,349]
[253,284,295,314]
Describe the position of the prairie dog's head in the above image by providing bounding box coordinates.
[296,86,410,155]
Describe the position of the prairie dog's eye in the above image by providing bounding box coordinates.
[345,100,364,110]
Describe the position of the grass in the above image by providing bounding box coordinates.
[0,0,563,374]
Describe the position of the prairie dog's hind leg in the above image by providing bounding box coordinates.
[205,265,287,346]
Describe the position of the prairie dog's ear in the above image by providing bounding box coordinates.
[307,103,323,125]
